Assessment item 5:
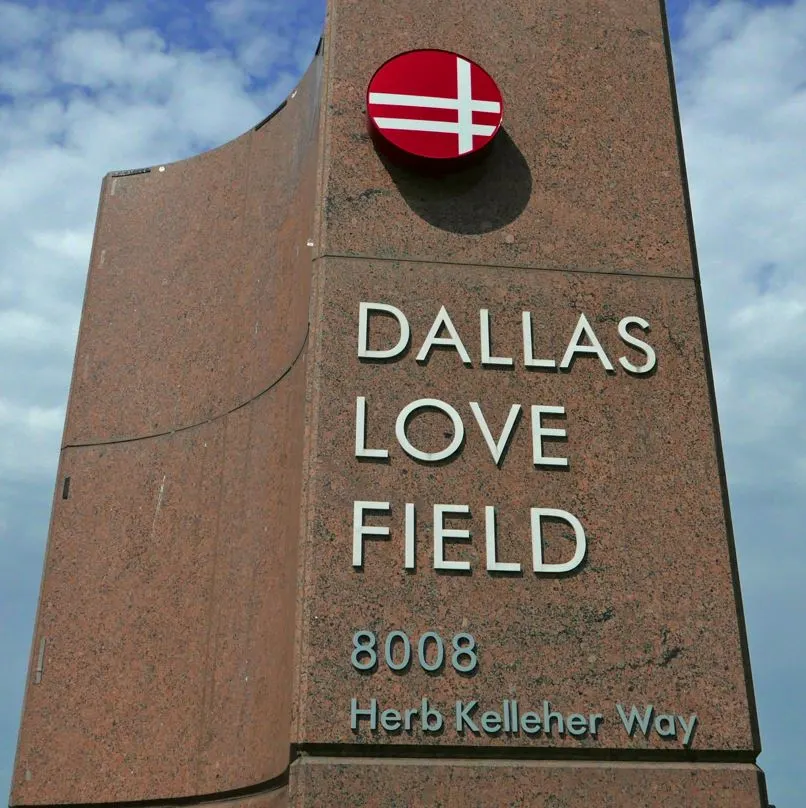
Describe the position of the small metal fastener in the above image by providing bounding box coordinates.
[34,638,46,684]
[108,167,150,177]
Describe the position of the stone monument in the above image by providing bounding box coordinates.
[9,0,769,805]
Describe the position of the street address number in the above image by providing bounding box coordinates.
[351,630,478,674]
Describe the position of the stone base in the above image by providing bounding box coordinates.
[288,758,768,807]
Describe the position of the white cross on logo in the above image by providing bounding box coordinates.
[369,56,501,155]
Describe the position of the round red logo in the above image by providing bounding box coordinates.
[367,49,504,165]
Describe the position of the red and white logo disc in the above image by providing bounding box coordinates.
[367,49,504,163]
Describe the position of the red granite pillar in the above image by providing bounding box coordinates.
[9,1,767,806]
[289,0,767,803]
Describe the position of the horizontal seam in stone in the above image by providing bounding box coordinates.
[292,742,758,766]
[294,754,761,771]
[60,326,309,451]
[316,252,696,282]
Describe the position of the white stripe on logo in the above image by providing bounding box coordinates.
[372,118,497,136]
[455,57,474,154]
[368,92,501,114]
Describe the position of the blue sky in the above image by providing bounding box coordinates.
[0,1,804,805]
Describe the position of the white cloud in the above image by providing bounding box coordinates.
[677,0,806,483]
[0,1,50,46]
[53,28,172,89]
[676,2,806,802]
[207,0,321,78]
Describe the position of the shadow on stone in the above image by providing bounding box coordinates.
[380,129,532,235]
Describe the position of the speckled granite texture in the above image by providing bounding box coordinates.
[291,758,767,807]
[10,0,766,805]
[317,0,691,274]
[295,259,755,753]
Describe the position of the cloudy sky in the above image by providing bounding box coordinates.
[0,0,803,804]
